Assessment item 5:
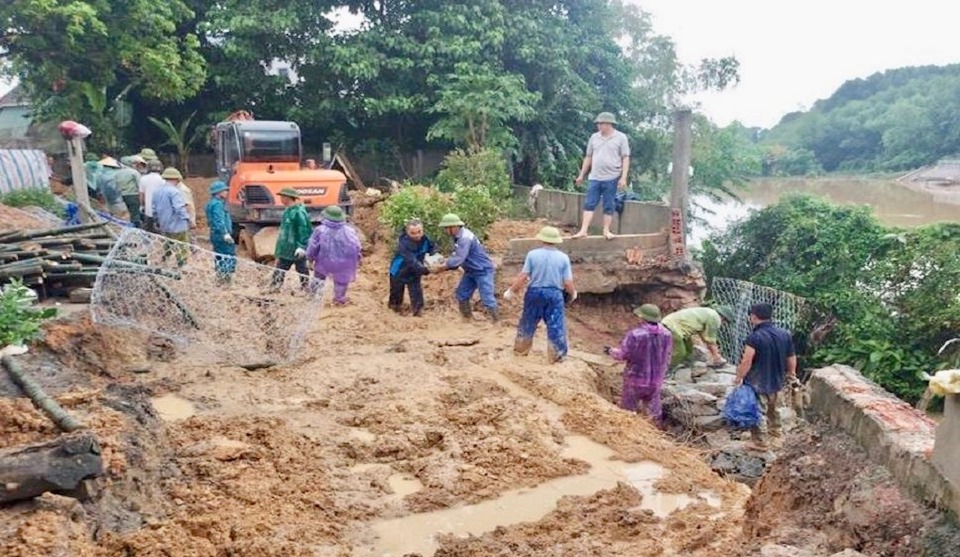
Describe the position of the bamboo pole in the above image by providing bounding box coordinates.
[1,356,84,432]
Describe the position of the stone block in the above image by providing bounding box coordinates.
[694,414,726,431]
[672,367,693,384]
[693,382,733,398]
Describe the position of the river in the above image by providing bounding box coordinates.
[688,178,960,246]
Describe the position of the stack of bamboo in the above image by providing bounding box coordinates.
[0,222,117,294]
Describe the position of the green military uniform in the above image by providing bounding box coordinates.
[275,203,312,260]
[270,195,313,290]
[661,307,723,367]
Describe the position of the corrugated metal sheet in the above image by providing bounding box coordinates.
[0,149,50,193]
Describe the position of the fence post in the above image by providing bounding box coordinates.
[669,109,692,261]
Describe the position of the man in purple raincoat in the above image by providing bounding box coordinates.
[306,205,362,304]
[606,303,673,427]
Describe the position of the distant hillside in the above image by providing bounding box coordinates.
[760,64,960,174]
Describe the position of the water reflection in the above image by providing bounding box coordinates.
[690,178,960,247]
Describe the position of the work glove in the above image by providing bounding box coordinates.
[502,289,514,300]
[223,234,235,245]
[707,358,727,369]
[294,247,306,259]
[564,290,578,304]
[602,346,612,355]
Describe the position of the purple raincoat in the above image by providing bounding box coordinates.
[611,321,673,425]
[305,220,362,283]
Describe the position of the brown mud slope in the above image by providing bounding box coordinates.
[740,422,960,556]
[1,198,941,556]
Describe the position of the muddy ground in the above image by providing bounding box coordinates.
[1,196,956,556]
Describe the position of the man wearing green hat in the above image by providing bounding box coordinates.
[605,303,673,426]
[117,155,146,226]
[433,213,498,322]
[269,188,313,291]
[572,111,631,240]
[153,167,192,266]
[305,205,362,304]
[503,226,577,363]
[205,181,236,284]
[661,305,735,368]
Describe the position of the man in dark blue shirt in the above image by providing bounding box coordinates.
[734,302,797,446]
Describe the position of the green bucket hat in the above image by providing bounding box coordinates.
[139,148,159,161]
[633,303,662,323]
[438,213,465,227]
[278,187,301,199]
[715,305,735,323]
[209,181,228,195]
[535,225,563,244]
[161,167,183,180]
[594,111,617,124]
[322,205,345,222]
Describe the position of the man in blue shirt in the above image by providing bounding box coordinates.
[433,213,498,322]
[735,302,797,446]
[503,226,578,363]
[153,167,192,266]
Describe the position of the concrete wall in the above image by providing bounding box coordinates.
[808,365,959,517]
[514,186,670,235]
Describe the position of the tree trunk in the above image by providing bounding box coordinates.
[0,432,104,503]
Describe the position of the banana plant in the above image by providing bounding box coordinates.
[147,111,207,176]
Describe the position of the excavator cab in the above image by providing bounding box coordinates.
[214,119,351,260]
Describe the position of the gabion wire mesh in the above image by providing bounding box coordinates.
[91,228,322,364]
[711,277,809,364]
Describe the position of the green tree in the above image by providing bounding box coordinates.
[0,0,206,148]
[147,111,206,176]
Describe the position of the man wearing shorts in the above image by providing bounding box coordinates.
[572,111,630,239]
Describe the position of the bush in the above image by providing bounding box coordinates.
[0,280,57,347]
[0,187,66,218]
[379,185,454,249]
[434,148,513,201]
[702,194,960,403]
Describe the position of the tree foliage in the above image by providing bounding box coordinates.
[0,0,206,144]
[761,64,960,173]
[702,195,960,402]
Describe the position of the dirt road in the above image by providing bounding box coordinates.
[0,199,759,556]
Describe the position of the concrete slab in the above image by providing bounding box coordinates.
[508,233,668,256]
[933,395,960,495]
[809,365,960,517]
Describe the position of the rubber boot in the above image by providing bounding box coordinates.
[514,336,533,356]
[458,299,473,320]
[488,307,500,323]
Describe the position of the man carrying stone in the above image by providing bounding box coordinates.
[432,213,499,323]
[606,304,673,427]
[661,305,735,368]
[734,302,797,446]
[572,111,631,240]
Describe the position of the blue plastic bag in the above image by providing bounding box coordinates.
[722,384,761,429]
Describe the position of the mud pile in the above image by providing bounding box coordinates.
[1,199,950,556]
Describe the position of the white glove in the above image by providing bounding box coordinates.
[503,288,514,300]
[294,247,306,259]
[223,234,235,245]
[567,290,578,304]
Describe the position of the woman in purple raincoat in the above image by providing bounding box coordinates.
[306,205,362,304]
[606,303,673,427]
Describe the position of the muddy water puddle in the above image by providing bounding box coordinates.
[151,394,196,421]
[364,434,720,557]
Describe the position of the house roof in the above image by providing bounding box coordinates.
[0,85,30,109]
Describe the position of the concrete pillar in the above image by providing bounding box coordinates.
[933,394,960,489]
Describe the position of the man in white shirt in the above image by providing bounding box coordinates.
[139,159,165,232]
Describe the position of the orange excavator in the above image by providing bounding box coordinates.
[213,110,350,261]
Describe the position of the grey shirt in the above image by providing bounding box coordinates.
[586,129,630,181]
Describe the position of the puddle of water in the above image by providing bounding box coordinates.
[365,435,720,557]
[388,473,424,497]
[151,394,196,422]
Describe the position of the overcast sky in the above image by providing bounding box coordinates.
[637,0,960,128]
[4,1,957,130]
